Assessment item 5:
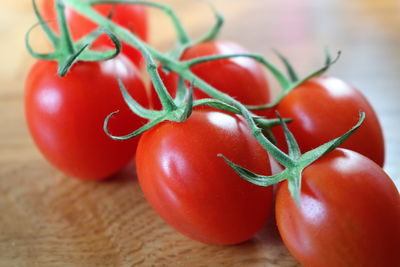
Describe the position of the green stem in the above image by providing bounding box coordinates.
[169,2,224,60]
[25,21,57,60]
[65,0,177,111]
[32,0,59,46]
[193,98,291,128]
[235,104,294,167]
[179,69,293,166]
[117,78,161,119]
[247,50,341,110]
[56,0,75,54]
[28,0,125,75]
[194,0,224,43]
[89,0,191,44]
[273,49,299,82]
[148,61,177,111]
[183,54,291,91]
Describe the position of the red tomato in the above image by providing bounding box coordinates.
[276,148,400,267]
[273,76,385,166]
[151,41,271,116]
[25,52,148,180]
[136,108,273,245]
[42,0,148,67]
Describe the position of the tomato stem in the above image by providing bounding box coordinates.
[88,0,191,44]
[195,0,224,43]
[31,0,59,46]
[25,22,57,60]
[182,53,291,93]
[169,3,224,60]
[246,50,341,111]
[117,78,161,119]
[56,0,75,54]
[273,49,299,83]
[27,0,123,76]
[232,104,294,166]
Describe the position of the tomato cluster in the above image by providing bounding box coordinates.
[25,1,400,266]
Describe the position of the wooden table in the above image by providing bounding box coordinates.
[1,0,399,266]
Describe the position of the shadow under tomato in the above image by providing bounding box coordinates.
[99,160,137,184]
[221,183,282,248]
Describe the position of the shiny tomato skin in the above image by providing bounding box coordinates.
[25,53,148,180]
[151,41,271,115]
[182,41,270,105]
[276,148,400,267]
[136,108,273,245]
[273,76,385,167]
[42,0,148,67]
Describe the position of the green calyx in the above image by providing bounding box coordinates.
[104,76,193,140]
[89,0,191,44]
[221,112,365,204]
[246,49,341,111]
[275,47,341,84]
[103,76,286,141]
[26,0,122,77]
[59,0,364,204]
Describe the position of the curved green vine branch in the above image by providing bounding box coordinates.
[27,0,125,76]
[88,0,191,44]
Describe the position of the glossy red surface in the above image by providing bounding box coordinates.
[25,53,148,179]
[136,108,273,245]
[273,76,385,166]
[276,148,400,267]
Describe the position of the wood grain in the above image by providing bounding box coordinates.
[1,0,399,266]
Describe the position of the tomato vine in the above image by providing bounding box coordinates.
[26,0,125,76]
[24,0,370,203]
[40,0,369,203]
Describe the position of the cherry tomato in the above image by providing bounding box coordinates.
[25,51,148,180]
[42,0,148,67]
[136,108,273,245]
[151,41,271,116]
[276,148,400,267]
[273,76,385,166]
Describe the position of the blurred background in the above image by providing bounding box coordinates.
[0,0,399,266]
